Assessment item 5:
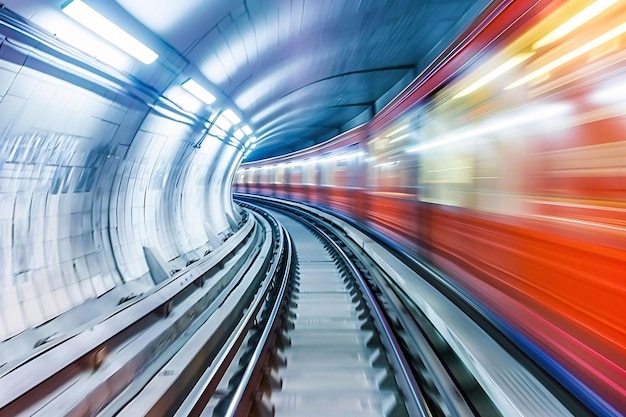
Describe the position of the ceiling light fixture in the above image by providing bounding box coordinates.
[61,0,158,64]
[222,109,241,125]
[214,114,233,131]
[181,79,216,104]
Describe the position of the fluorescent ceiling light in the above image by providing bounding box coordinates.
[533,0,618,49]
[454,53,534,98]
[241,125,253,135]
[214,114,233,131]
[181,79,216,104]
[61,0,158,64]
[507,21,626,89]
[249,136,258,143]
[234,129,245,139]
[222,109,241,125]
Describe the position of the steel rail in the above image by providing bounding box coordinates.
[220,226,294,417]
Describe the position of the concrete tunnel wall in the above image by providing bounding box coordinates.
[0,19,244,341]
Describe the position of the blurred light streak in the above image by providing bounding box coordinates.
[386,124,410,136]
[389,133,410,143]
[212,115,232,132]
[507,22,626,89]
[324,151,365,162]
[407,104,571,153]
[592,79,626,103]
[533,0,619,49]
[374,161,399,168]
[164,85,204,113]
[454,53,534,98]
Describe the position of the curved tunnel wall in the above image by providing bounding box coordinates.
[0,21,242,340]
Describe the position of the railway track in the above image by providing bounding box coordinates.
[0,197,595,416]
[234,208,428,417]
[168,202,430,417]
[229,195,595,417]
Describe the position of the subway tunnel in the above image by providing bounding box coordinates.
[0,1,625,416]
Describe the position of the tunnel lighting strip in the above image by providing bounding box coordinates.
[234,129,245,139]
[182,79,216,104]
[61,0,158,64]
[214,115,233,132]
[222,109,241,125]
[533,0,619,49]
[507,21,626,89]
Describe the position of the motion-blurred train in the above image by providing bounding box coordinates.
[235,1,626,414]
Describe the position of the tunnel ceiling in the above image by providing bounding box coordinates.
[5,0,493,160]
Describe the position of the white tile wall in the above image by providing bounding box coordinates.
[0,36,238,340]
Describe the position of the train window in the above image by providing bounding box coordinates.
[245,169,256,184]
[235,170,245,185]
[259,167,272,185]
[273,165,285,184]
[320,155,332,186]
[322,147,363,188]
[367,117,419,196]
[290,164,303,185]
[302,161,318,185]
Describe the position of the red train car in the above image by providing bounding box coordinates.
[236,1,626,414]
